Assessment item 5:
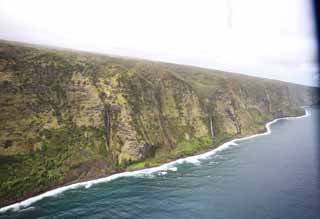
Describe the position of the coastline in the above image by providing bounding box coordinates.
[0,107,310,214]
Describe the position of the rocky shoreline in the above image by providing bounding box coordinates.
[0,107,310,213]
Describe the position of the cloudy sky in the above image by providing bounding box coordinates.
[0,0,318,86]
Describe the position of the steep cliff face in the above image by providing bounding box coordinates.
[0,41,319,206]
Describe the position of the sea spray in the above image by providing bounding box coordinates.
[0,108,310,213]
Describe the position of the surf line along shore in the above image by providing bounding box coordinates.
[0,108,310,213]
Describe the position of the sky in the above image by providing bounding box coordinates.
[0,0,318,86]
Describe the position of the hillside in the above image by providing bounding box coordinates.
[0,40,319,207]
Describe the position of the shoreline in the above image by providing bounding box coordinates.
[0,108,310,214]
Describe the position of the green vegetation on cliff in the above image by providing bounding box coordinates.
[0,40,319,207]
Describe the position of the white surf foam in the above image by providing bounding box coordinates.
[158,171,167,176]
[18,206,35,212]
[168,167,178,172]
[0,108,310,213]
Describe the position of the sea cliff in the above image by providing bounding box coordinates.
[0,40,319,207]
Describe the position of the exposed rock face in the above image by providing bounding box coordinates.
[0,40,319,207]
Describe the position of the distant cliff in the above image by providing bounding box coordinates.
[0,40,319,207]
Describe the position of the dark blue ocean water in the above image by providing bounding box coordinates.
[1,107,319,219]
